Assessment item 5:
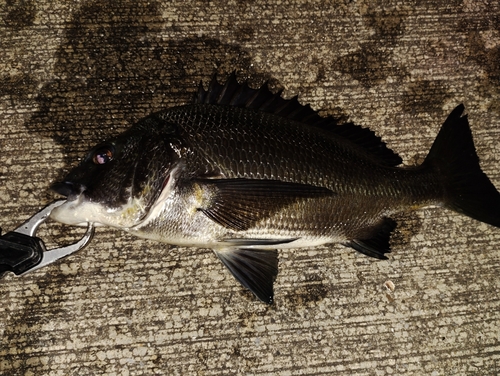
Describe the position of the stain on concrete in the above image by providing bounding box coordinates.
[2,0,36,28]
[466,31,500,114]
[332,3,409,87]
[287,273,329,306]
[0,73,38,102]
[360,4,406,40]
[24,0,265,173]
[456,3,500,114]
[333,43,405,87]
[402,80,453,115]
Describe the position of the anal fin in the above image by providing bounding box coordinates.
[344,217,397,260]
[214,247,279,304]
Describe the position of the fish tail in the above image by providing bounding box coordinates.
[424,104,500,227]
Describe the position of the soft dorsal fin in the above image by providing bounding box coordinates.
[194,73,402,166]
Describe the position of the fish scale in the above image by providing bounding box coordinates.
[50,74,500,303]
[166,105,368,186]
[164,105,431,203]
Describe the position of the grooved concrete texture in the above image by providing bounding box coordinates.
[1,1,499,375]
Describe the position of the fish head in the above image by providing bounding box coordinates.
[50,115,185,228]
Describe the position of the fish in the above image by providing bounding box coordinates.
[50,73,500,304]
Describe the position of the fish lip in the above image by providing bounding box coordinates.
[50,181,87,201]
[49,193,94,226]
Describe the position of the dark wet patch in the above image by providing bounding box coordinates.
[457,4,499,34]
[233,25,256,42]
[361,7,406,40]
[2,0,36,28]
[1,270,73,372]
[232,344,241,356]
[332,5,407,87]
[320,105,350,124]
[286,273,329,306]
[389,212,422,252]
[310,57,327,83]
[415,0,463,6]
[333,43,404,87]
[464,26,500,85]
[0,73,38,102]
[402,80,453,115]
[455,6,500,114]
[24,0,267,172]
[238,308,273,328]
[465,31,500,115]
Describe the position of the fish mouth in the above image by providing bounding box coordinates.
[51,181,86,201]
[49,176,165,228]
[50,181,93,226]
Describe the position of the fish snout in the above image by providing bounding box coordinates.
[51,181,86,200]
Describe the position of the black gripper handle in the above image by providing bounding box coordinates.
[0,230,46,276]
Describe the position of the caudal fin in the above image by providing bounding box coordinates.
[424,104,500,227]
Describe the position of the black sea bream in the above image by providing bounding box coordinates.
[50,74,500,303]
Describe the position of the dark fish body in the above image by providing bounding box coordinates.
[51,74,500,303]
[135,104,438,244]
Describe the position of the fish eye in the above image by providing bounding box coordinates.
[92,146,114,165]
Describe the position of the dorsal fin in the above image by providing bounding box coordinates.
[194,73,402,166]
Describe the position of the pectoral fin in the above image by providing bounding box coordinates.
[214,247,279,304]
[196,178,334,231]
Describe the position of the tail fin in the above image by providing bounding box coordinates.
[424,104,500,227]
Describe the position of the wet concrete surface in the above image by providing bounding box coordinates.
[1,1,499,374]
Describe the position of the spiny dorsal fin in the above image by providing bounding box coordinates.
[194,73,402,166]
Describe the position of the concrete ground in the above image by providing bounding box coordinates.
[0,0,499,375]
